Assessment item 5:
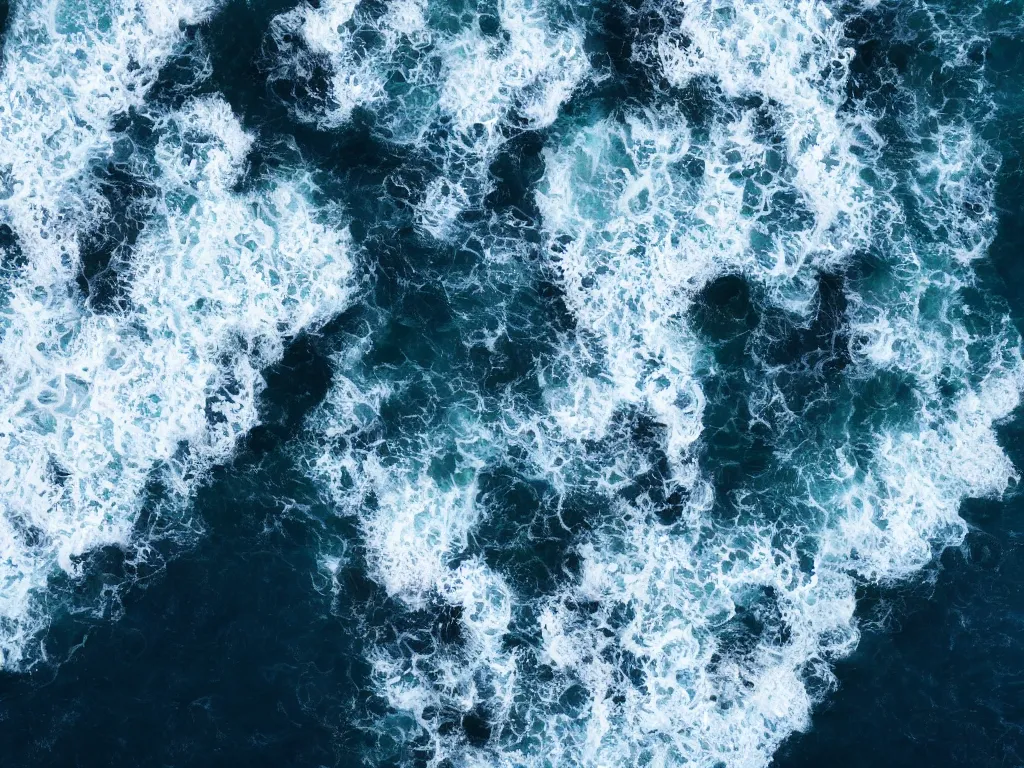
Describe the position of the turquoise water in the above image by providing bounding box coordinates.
[0,0,1023,765]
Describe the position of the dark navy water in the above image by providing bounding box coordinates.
[1,0,1024,765]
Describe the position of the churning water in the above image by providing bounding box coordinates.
[1,0,1023,766]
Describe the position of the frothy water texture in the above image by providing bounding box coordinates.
[0,0,355,666]
[0,0,1023,766]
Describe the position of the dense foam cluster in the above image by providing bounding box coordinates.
[0,0,1019,765]
[514,3,1022,764]
[269,0,589,237]
[0,0,355,668]
[304,0,1024,766]
[0,0,220,669]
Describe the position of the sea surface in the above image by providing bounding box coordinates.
[0,0,1023,766]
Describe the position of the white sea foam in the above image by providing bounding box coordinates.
[0,0,225,669]
[269,0,589,237]
[271,0,587,136]
[268,0,394,127]
[0,0,356,668]
[505,3,1019,766]
[300,1,1023,766]
[0,0,220,260]
[306,386,521,763]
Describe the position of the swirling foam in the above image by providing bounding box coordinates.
[268,0,589,237]
[0,0,356,667]
[304,0,1024,766]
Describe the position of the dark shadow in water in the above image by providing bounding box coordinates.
[0,1,9,51]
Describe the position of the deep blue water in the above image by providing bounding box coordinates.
[1,0,1024,765]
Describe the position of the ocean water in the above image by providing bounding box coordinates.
[0,0,1023,765]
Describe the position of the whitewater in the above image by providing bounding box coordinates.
[1,0,1022,766]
